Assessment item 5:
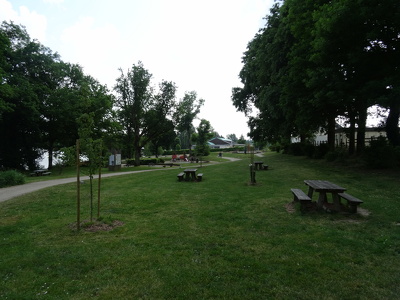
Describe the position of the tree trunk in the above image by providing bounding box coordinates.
[386,99,400,146]
[356,107,367,155]
[348,115,356,156]
[48,145,54,170]
[327,115,336,152]
[134,128,141,166]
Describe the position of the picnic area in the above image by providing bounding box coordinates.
[1,151,399,299]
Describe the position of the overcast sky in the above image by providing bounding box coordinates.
[1,0,275,138]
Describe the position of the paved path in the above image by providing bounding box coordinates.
[0,157,244,203]
[0,168,177,203]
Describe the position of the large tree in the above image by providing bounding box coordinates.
[114,62,177,165]
[233,0,400,152]
[0,22,49,169]
[174,91,204,150]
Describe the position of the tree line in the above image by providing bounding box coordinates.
[0,21,220,170]
[232,0,400,155]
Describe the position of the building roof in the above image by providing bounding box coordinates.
[208,137,233,145]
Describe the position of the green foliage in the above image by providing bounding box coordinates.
[0,170,25,188]
[126,158,165,165]
[363,137,399,168]
[284,142,306,156]
[0,22,113,170]
[194,119,213,157]
[325,148,349,163]
[174,91,204,149]
[232,1,400,151]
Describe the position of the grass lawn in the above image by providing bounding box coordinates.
[1,152,400,299]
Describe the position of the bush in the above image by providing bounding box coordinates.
[325,148,349,162]
[313,143,330,159]
[304,143,316,158]
[363,137,398,168]
[126,158,166,166]
[0,170,26,188]
[268,143,282,153]
[285,142,306,156]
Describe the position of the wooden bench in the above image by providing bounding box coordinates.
[338,192,363,213]
[291,188,312,212]
[197,173,203,181]
[177,172,185,182]
[263,165,269,170]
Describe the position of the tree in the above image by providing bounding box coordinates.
[237,135,246,144]
[233,0,400,153]
[232,3,296,145]
[193,119,213,157]
[0,22,49,169]
[174,91,204,151]
[227,134,238,143]
[114,62,152,163]
[114,62,177,165]
[77,112,104,222]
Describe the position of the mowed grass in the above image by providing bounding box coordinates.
[1,152,400,299]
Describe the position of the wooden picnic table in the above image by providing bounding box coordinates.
[254,161,264,170]
[304,180,346,211]
[184,168,198,181]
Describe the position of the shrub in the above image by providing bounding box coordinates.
[313,143,330,159]
[304,143,316,158]
[325,148,349,162]
[269,143,282,153]
[286,142,306,156]
[0,170,26,188]
[363,137,397,168]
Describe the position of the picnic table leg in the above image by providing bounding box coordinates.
[317,192,326,209]
[332,193,341,212]
[307,187,314,198]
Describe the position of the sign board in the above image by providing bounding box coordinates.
[108,152,122,171]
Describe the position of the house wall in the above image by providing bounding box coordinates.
[292,128,387,147]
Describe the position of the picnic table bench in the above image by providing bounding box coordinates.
[177,169,204,182]
[298,180,363,213]
[291,188,312,212]
[177,172,185,182]
[338,192,364,213]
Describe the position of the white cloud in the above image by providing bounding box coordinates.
[60,17,125,89]
[42,0,64,3]
[0,0,47,43]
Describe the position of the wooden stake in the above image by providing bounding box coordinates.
[97,144,102,219]
[76,139,81,231]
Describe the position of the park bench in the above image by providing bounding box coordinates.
[291,188,312,212]
[263,165,269,170]
[197,173,203,181]
[338,192,363,213]
[177,172,185,182]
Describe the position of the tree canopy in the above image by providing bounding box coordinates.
[232,0,400,151]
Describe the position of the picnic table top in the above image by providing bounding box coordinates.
[304,180,346,192]
[184,168,197,172]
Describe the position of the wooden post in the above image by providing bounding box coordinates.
[97,145,102,219]
[76,139,81,231]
